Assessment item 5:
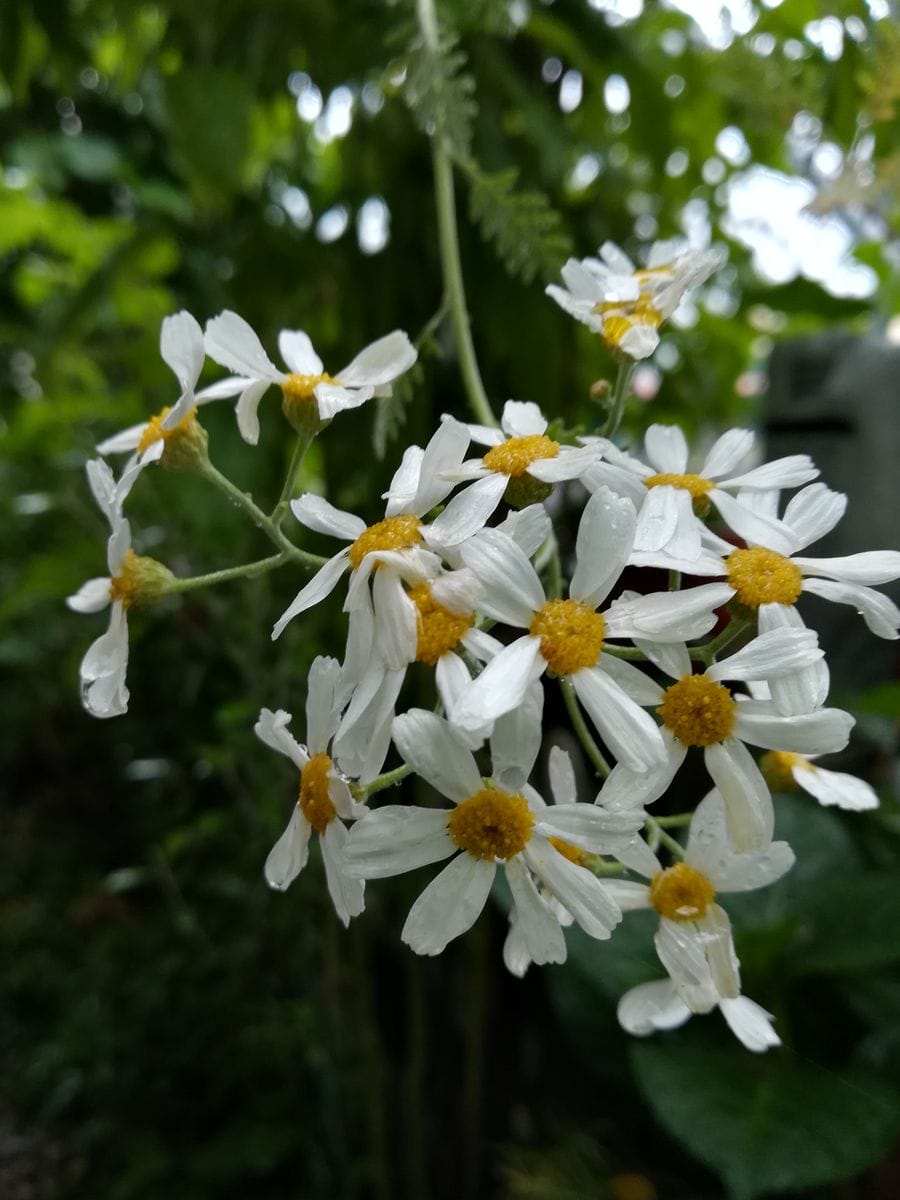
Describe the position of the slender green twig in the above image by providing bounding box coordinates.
[694,612,752,666]
[167,553,288,595]
[600,360,634,439]
[668,568,681,591]
[603,644,648,662]
[645,815,685,859]
[197,458,327,569]
[271,431,315,524]
[652,812,692,828]
[416,0,496,428]
[561,678,611,778]
[351,763,412,801]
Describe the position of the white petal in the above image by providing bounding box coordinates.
[603,879,654,909]
[410,418,471,514]
[505,856,567,966]
[204,310,284,382]
[756,604,829,716]
[460,528,545,625]
[235,378,272,446]
[321,820,365,926]
[709,489,797,555]
[344,806,455,877]
[597,733,685,810]
[372,569,418,669]
[271,551,350,639]
[435,650,475,716]
[194,375,251,401]
[597,655,665,706]
[713,841,795,893]
[695,905,740,999]
[618,979,691,1036]
[524,836,621,939]
[734,704,854,755]
[644,424,689,474]
[704,738,773,852]
[278,329,323,375]
[571,668,666,773]
[497,504,552,558]
[528,445,602,482]
[548,745,577,806]
[569,486,636,608]
[501,399,548,437]
[79,602,129,719]
[315,382,373,419]
[699,428,754,479]
[618,322,660,359]
[654,919,720,1012]
[534,802,645,851]
[86,458,118,522]
[305,656,343,754]
[707,626,822,682]
[584,461,649,508]
[723,455,818,491]
[401,854,495,955]
[427,473,506,548]
[503,915,535,978]
[782,483,846,551]
[633,484,680,553]
[392,709,483,802]
[334,664,404,782]
[794,764,879,811]
[264,807,311,890]
[254,707,308,769]
[489,680,544,791]
[452,637,545,733]
[67,576,112,614]
[604,583,732,641]
[632,637,692,681]
[106,515,131,575]
[719,996,780,1052]
[801,577,900,640]
[160,310,204,394]
[96,424,147,455]
[794,550,900,586]
[336,330,416,388]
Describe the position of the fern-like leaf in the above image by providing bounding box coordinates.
[467,166,572,284]
[373,368,419,461]
[403,32,477,159]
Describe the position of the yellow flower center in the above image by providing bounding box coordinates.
[595,296,664,350]
[643,472,714,500]
[280,372,333,403]
[409,583,474,665]
[136,405,198,456]
[657,674,735,747]
[759,749,812,792]
[529,599,605,676]
[447,787,534,861]
[726,546,804,609]
[649,862,716,921]
[107,549,173,609]
[482,434,560,478]
[299,752,336,833]
[549,836,587,867]
[347,515,423,571]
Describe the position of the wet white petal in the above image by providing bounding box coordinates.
[719,996,780,1052]
[401,853,496,955]
[392,709,483,802]
[597,655,665,706]
[305,656,343,753]
[801,577,900,640]
[704,738,774,852]
[653,919,720,1012]
[264,807,311,890]
[460,528,544,625]
[548,745,577,806]
[794,551,900,587]
[271,550,350,639]
[644,425,689,474]
[793,762,879,811]
[534,803,645,851]
[96,424,147,455]
[782,483,846,551]
[336,330,416,388]
[757,604,829,716]
[278,329,323,375]
[505,856,567,966]
[524,836,621,939]
[372,569,418,669]
[707,626,822,682]
[452,637,545,733]
[160,310,204,394]
[700,428,754,480]
[67,576,112,614]
[427,473,506,548]
[734,704,854,755]
[204,310,284,382]
[315,382,373,419]
[321,820,365,927]
[501,399,548,438]
[235,378,273,445]
[723,455,818,491]
[569,486,636,608]
[490,680,543,792]
[80,602,129,719]
[571,668,666,773]
[710,489,796,555]
[618,979,691,1036]
[254,707,309,769]
[605,583,731,641]
[345,806,455,877]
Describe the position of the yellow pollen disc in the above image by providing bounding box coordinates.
[726,546,804,608]
[447,788,534,861]
[409,583,473,665]
[649,862,716,922]
[549,836,587,867]
[760,749,811,792]
[529,599,605,676]
[595,297,663,350]
[280,372,333,403]
[136,405,198,456]
[107,548,142,609]
[299,753,336,833]
[643,472,714,500]
[482,434,560,478]
[657,674,736,747]
[347,515,423,571]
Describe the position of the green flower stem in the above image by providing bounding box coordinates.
[271,430,316,525]
[601,360,634,439]
[352,763,412,801]
[668,568,681,591]
[167,553,288,595]
[694,612,753,666]
[645,815,685,859]
[603,645,648,662]
[197,458,327,569]
[416,0,497,429]
[653,812,692,828]
[561,678,611,778]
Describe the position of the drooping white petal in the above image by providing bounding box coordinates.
[503,914,535,978]
[524,836,621,939]
[336,330,416,388]
[597,732,685,811]
[254,707,309,769]
[722,454,818,491]
[372,569,418,669]
[781,483,846,551]
[644,424,689,474]
[801,577,900,640]
[583,461,649,508]
[528,445,603,483]
[427,473,507,548]
[333,664,404,783]
[706,626,822,683]
[401,853,496,955]
[278,329,323,375]
[653,919,720,1012]
[321,819,365,927]
[548,745,577,806]
[569,486,636,608]
[709,489,797,555]
[695,904,740,999]
[305,656,343,754]
[699,428,754,480]
[704,738,773,852]
[497,504,552,558]
[459,528,545,626]
[452,637,545,733]
[711,840,795,894]
[632,484,680,553]
[86,458,118,523]
[194,376,251,402]
[794,550,900,586]
[534,803,645,852]
[392,709,483,802]
[793,763,879,811]
[604,583,732,641]
[344,806,455,878]
[733,703,854,755]
[490,680,544,792]
[315,382,373,419]
[632,637,692,681]
[271,550,350,639]
[617,979,691,1036]
[79,601,129,719]
[96,424,147,455]
[106,516,132,575]
[757,603,829,716]
[235,378,273,445]
[618,323,660,359]
[505,855,567,966]
[264,807,311,890]
[603,879,654,910]
[571,668,666,773]
[430,569,480,616]
[160,310,204,394]
[500,399,548,438]
[204,311,284,382]
[596,655,665,706]
[719,996,781,1052]
[67,576,112,614]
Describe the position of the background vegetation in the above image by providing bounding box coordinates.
[2,0,900,1196]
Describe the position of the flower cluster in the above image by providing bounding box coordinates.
[70,239,899,1052]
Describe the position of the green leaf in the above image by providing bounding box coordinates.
[790,872,900,973]
[165,68,253,204]
[631,1042,900,1200]
[403,31,477,159]
[467,166,571,283]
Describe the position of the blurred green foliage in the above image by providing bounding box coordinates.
[2,0,900,1197]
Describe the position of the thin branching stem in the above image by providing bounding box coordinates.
[167,553,288,594]
[561,678,611,778]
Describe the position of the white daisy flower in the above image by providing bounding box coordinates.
[412,399,604,521]
[760,749,879,812]
[255,656,368,926]
[344,710,644,960]
[546,239,724,359]
[66,459,172,719]
[452,485,734,773]
[598,630,852,851]
[583,424,818,569]
[605,790,794,1012]
[203,310,417,444]
[618,978,781,1053]
[271,418,490,640]
[96,311,213,478]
